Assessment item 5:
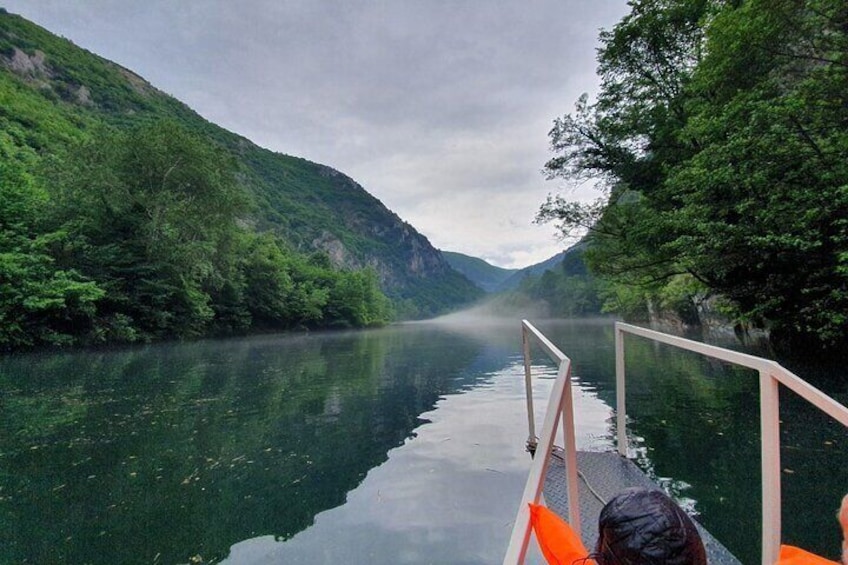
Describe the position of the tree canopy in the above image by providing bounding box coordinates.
[540,0,848,350]
[0,11,483,351]
[1,120,392,350]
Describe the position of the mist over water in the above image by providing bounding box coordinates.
[422,297,565,327]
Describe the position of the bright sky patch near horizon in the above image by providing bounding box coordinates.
[4,1,629,269]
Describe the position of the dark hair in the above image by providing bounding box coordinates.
[594,488,707,565]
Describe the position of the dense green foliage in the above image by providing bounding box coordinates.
[0,11,483,349]
[540,0,848,350]
[2,119,391,349]
[0,15,395,348]
[0,156,104,346]
[236,148,483,318]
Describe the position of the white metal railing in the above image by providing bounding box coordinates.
[504,320,581,564]
[505,320,848,565]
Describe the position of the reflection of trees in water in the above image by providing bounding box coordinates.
[0,326,489,564]
[612,343,761,563]
[7,320,843,564]
[778,392,848,561]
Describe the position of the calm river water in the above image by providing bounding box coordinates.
[1,317,846,564]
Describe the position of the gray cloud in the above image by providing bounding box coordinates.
[4,0,629,268]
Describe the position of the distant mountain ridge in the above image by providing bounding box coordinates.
[0,10,482,318]
[496,250,570,292]
[464,241,601,318]
[440,251,518,293]
[441,246,587,294]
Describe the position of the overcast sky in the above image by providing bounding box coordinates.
[4,1,629,268]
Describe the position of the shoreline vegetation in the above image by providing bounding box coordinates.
[0,10,483,353]
[2,120,392,351]
[536,0,848,356]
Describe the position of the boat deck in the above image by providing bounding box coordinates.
[543,449,741,564]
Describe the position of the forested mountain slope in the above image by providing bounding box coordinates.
[0,10,481,348]
[496,250,570,292]
[440,251,517,293]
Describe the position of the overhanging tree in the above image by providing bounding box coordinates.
[0,151,103,348]
[669,0,848,346]
[541,0,848,349]
[539,0,713,313]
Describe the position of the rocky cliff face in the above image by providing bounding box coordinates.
[313,220,450,280]
[266,159,476,305]
[312,219,455,287]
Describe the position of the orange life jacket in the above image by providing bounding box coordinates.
[777,545,840,565]
[529,503,595,565]
[529,503,840,565]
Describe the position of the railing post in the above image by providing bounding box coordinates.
[560,361,581,530]
[615,324,627,457]
[760,369,781,565]
[504,355,570,564]
[522,324,537,452]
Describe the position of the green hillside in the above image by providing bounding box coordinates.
[0,10,482,348]
[491,244,603,317]
[440,251,517,293]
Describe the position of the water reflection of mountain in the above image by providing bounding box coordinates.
[7,318,844,564]
[0,325,506,564]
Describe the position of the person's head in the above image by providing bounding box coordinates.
[594,488,707,565]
